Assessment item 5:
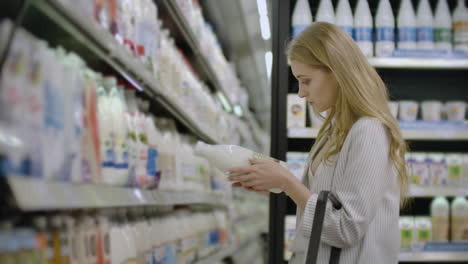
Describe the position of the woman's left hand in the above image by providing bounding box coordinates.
[228,159,295,192]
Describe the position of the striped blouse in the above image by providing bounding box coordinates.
[289,117,400,264]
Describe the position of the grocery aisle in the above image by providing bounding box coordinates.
[0,0,271,263]
[271,0,468,264]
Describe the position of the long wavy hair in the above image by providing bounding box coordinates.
[287,22,409,207]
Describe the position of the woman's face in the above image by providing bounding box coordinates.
[290,60,338,113]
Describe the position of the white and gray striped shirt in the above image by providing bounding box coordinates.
[289,117,400,264]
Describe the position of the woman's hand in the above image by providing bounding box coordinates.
[228,159,295,192]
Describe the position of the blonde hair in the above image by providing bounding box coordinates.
[287,22,409,207]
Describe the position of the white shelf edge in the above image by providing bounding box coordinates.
[399,252,468,262]
[409,185,468,197]
[7,177,228,211]
[288,128,468,141]
[369,57,468,69]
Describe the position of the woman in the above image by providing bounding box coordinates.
[228,22,408,264]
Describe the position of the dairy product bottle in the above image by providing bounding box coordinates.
[430,196,449,242]
[413,217,432,251]
[336,0,354,38]
[454,0,468,52]
[399,217,414,251]
[316,0,335,24]
[451,196,468,241]
[447,154,463,186]
[434,0,453,50]
[398,0,417,49]
[354,0,373,57]
[375,0,395,57]
[291,0,313,38]
[416,0,435,50]
[194,141,284,193]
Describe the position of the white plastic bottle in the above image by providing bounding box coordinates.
[430,196,450,242]
[413,217,432,251]
[195,141,283,193]
[107,80,129,186]
[97,78,116,185]
[145,117,159,189]
[451,196,468,241]
[336,0,354,38]
[416,0,435,49]
[398,0,417,50]
[354,0,373,57]
[316,0,335,24]
[453,0,468,52]
[375,0,395,57]
[399,217,414,251]
[291,0,313,38]
[434,0,453,50]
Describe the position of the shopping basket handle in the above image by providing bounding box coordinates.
[305,191,342,264]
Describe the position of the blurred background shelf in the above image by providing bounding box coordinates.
[6,177,228,211]
[399,252,468,262]
[369,58,468,70]
[409,186,468,197]
[30,0,219,144]
[288,127,468,141]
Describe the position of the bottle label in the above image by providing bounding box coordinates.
[449,164,462,181]
[418,229,430,242]
[339,26,354,39]
[453,21,468,44]
[377,27,394,42]
[417,27,434,42]
[400,229,413,250]
[398,27,417,42]
[355,27,373,42]
[292,24,308,38]
[435,28,452,43]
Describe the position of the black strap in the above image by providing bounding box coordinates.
[305,191,342,264]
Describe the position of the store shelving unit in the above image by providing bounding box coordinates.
[369,57,468,70]
[1,0,268,262]
[158,0,233,109]
[26,0,218,144]
[6,177,229,211]
[409,185,468,198]
[399,252,468,262]
[288,127,468,140]
[271,1,468,264]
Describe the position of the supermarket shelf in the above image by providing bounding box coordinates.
[159,0,234,109]
[31,0,218,144]
[399,252,468,262]
[6,177,228,211]
[369,58,468,69]
[288,127,320,139]
[194,231,262,264]
[409,185,468,197]
[402,130,468,141]
[288,128,468,141]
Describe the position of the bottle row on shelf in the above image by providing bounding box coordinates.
[292,0,468,58]
[0,20,256,195]
[406,152,468,187]
[287,94,468,130]
[0,208,260,264]
[286,152,468,189]
[171,0,248,106]
[400,196,468,252]
[390,100,467,122]
[53,0,247,108]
